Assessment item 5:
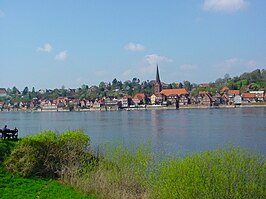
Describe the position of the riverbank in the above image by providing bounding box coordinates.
[0,139,94,199]
[1,103,266,112]
[0,170,94,199]
[1,131,265,199]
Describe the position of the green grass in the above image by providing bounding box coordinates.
[73,145,266,199]
[0,136,95,199]
[0,139,17,164]
[1,133,266,199]
[0,169,94,199]
[150,147,265,199]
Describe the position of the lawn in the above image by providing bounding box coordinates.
[0,169,94,199]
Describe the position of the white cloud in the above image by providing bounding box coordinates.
[225,57,239,66]
[180,64,197,71]
[55,51,67,61]
[215,58,240,72]
[122,69,133,78]
[246,60,257,67]
[145,54,172,66]
[37,43,53,53]
[94,70,107,77]
[211,57,239,74]
[139,54,172,75]
[125,42,145,52]
[203,0,248,12]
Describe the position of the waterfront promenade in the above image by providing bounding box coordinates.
[0,103,266,112]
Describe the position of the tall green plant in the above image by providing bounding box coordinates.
[5,130,91,179]
[0,140,17,165]
[149,147,265,199]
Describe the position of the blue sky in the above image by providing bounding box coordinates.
[1,0,266,90]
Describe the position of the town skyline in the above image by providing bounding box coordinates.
[0,66,265,91]
[1,1,266,90]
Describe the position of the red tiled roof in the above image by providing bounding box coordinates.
[228,90,240,95]
[199,91,209,95]
[242,93,256,98]
[133,93,145,100]
[0,88,7,94]
[220,86,230,92]
[151,94,163,97]
[199,83,210,87]
[160,88,188,96]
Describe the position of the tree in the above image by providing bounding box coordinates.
[167,84,173,89]
[81,84,88,90]
[215,78,224,84]
[183,80,192,91]
[224,73,231,82]
[98,82,106,95]
[171,83,179,89]
[12,86,19,95]
[112,78,118,90]
[22,86,29,95]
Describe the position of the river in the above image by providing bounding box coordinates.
[0,107,265,156]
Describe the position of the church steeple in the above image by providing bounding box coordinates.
[156,64,161,83]
[154,64,162,95]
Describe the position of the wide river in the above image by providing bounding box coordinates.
[1,107,265,156]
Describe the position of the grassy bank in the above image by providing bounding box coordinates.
[1,132,265,199]
[0,170,93,199]
[0,138,94,199]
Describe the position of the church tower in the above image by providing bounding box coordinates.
[154,64,162,95]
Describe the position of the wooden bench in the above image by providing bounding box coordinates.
[0,128,19,139]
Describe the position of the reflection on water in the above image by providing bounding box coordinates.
[0,107,265,156]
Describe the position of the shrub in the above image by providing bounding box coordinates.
[0,140,17,165]
[75,144,153,199]
[149,147,266,199]
[5,130,91,179]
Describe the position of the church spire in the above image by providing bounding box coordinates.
[154,64,162,95]
[156,64,161,83]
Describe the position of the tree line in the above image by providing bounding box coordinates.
[1,69,265,102]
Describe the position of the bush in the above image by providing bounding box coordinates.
[0,140,17,165]
[3,135,266,199]
[149,147,266,199]
[75,144,153,199]
[5,130,91,179]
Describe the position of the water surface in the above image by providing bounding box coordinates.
[1,107,265,156]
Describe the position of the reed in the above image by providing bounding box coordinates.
[72,145,265,199]
[3,132,265,198]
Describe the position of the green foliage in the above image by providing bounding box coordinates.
[72,145,265,199]
[0,170,94,199]
[227,69,266,91]
[76,144,153,198]
[150,147,266,199]
[2,135,266,199]
[5,130,91,178]
[0,140,17,165]
[191,86,220,96]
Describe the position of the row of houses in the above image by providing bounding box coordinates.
[0,89,265,111]
[150,86,266,107]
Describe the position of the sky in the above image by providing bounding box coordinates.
[1,0,266,90]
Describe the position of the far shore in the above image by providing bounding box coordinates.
[0,103,266,113]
